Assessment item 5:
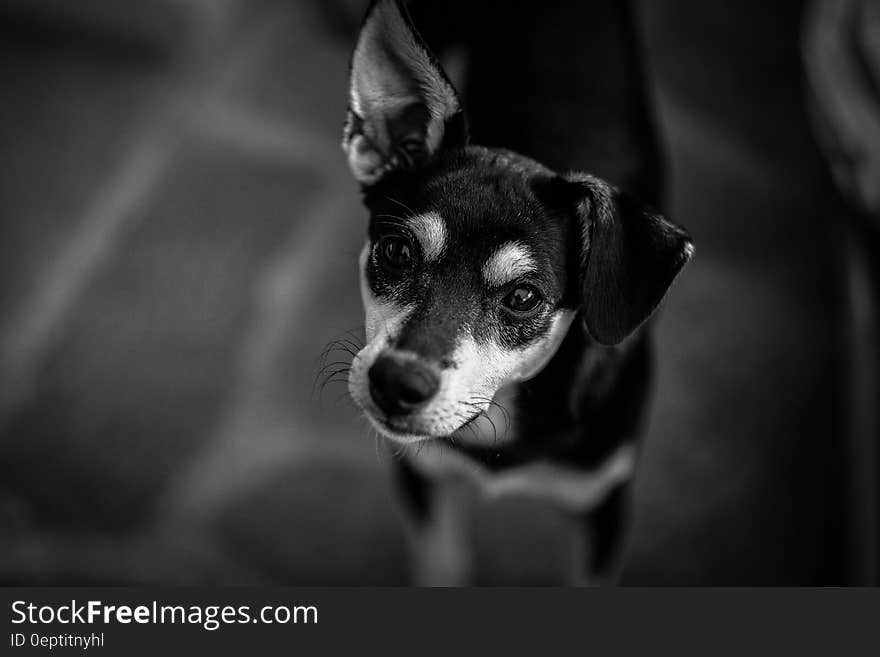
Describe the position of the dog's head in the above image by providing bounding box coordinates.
[343,0,693,444]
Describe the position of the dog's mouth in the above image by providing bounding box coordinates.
[369,415,435,443]
[364,407,483,444]
[453,409,484,433]
[380,416,428,436]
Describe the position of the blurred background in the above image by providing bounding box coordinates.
[0,0,877,585]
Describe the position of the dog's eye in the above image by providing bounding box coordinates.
[377,235,414,270]
[502,285,543,314]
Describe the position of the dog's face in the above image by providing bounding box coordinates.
[349,151,579,442]
[343,0,692,444]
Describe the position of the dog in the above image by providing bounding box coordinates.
[341,0,693,585]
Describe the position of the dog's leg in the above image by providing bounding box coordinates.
[392,459,473,586]
[570,483,631,586]
[412,480,472,586]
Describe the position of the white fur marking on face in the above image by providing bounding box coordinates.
[355,243,412,345]
[349,242,424,442]
[481,242,536,288]
[409,212,447,261]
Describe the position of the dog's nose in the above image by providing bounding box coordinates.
[368,354,439,416]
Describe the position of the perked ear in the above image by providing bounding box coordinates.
[343,0,466,186]
[560,174,694,346]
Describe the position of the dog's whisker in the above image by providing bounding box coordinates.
[334,336,363,350]
[382,195,418,219]
[318,378,350,398]
[313,328,363,403]
[463,396,504,446]
[333,390,358,408]
[326,364,353,383]
[320,366,352,380]
[317,359,355,371]
[318,368,353,399]
[391,440,408,459]
[314,346,355,383]
[312,360,352,398]
[373,213,410,224]
[342,328,365,345]
[321,343,359,360]
[465,394,512,443]
[373,427,382,463]
[485,412,498,446]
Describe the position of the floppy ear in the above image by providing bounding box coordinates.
[543,174,693,346]
[343,0,466,186]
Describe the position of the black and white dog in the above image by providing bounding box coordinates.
[342,0,692,585]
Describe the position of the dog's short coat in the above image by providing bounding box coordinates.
[341,0,692,585]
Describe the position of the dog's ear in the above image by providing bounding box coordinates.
[537,174,693,346]
[343,0,466,186]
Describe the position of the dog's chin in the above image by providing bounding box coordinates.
[365,413,437,445]
[362,406,482,445]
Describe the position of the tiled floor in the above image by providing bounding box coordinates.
[0,0,847,584]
